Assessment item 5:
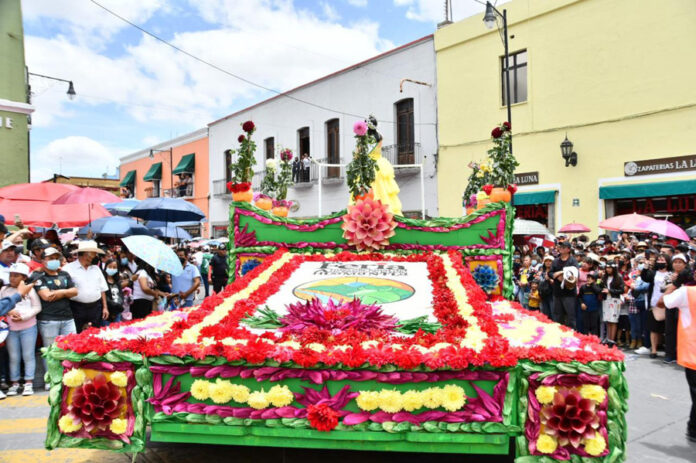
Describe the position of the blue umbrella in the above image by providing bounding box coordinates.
[148,223,192,240]
[128,198,205,223]
[122,235,183,276]
[104,199,140,217]
[77,216,151,238]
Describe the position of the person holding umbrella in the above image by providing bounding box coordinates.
[131,259,168,319]
[63,241,109,332]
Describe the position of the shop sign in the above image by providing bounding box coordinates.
[624,154,696,176]
[515,204,548,221]
[514,171,539,185]
[615,195,696,215]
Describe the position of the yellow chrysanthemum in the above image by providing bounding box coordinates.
[378,389,403,414]
[58,414,82,433]
[62,368,86,388]
[209,379,234,404]
[535,386,557,405]
[247,390,269,410]
[536,434,558,454]
[584,432,607,456]
[190,379,210,401]
[230,384,251,403]
[401,390,424,412]
[110,418,128,435]
[579,385,606,403]
[356,391,380,411]
[109,371,128,388]
[422,387,443,409]
[266,385,293,407]
[441,385,466,412]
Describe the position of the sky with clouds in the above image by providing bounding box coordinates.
[22,0,498,181]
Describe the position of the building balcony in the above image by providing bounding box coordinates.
[164,185,194,199]
[381,143,422,176]
[144,186,161,198]
[212,170,266,199]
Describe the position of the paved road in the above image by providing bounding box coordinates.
[0,351,694,463]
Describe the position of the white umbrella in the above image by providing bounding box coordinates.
[513,219,552,236]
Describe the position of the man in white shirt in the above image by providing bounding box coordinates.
[63,241,108,332]
[171,247,200,308]
[0,240,18,285]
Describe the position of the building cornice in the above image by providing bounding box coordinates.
[0,98,34,115]
[120,127,208,163]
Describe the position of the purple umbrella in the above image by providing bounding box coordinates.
[634,219,689,241]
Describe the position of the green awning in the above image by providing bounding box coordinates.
[119,170,136,187]
[599,179,696,200]
[143,162,162,182]
[172,153,195,174]
[512,190,556,206]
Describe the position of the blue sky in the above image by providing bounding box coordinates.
[21,0,495,181]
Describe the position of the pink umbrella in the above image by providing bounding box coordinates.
[634,219,689,241]
[598,213,655,232]
[0,199,111,227]
[0,182,80,201]
[53,187,120,227]
[558,222,591,234]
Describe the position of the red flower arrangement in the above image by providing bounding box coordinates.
[227,181,252,193]
[507,183,518,194]
[242,120,255,133]
[307,403,339,432]
[541,389,600,448]
[491,127,503,138]
[68,374,125,433]
[237,134,245,143]
[482,184,494,195]
[503,121,511,131]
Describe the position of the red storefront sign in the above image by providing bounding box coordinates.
[515,204,548,221]
[615,195,696,215]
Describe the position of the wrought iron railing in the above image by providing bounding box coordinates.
[381,142,422,166]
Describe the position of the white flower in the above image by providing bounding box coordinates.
[266,158,277,170]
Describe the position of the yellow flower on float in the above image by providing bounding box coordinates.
[579,385,606,403]
[584,432,607,456]
[476,171,485,178]
[535,386,557,405]
[401,390,424,412]
[247,390,269,410]
[110,371,128,388]
[440,385,466,412]
[475,191,488,201]
[209,379,234,404]
[306,343,326,352]
[230,384,251,403]
[378,389,403,413]
[536,434,557,454]
[422,387,443,409]
[356,391,380,411]
[62,368,86,388]
[190,379,211,401]
[266,385,293,407]
[58,414,82,433]
[110,418,128,435]
[278,340,301,349]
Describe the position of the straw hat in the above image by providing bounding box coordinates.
[75,240,105,254]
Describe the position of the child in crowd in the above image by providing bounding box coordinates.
[0,263,41,396]
[527,280,541,311]
[168,294,181,311]
[578,272,602,337]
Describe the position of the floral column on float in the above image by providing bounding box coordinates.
[257,148,294,217]
[226,120,257,202]
[464,122,518,213]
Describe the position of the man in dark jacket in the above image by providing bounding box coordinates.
[549,241,578,328]
[210,244,229,293]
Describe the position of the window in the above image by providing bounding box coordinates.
[325,119,340,178]
[265,137,275,160]
[298,127,310,158]
[225,149,232,183]
[151,180,161,198]
[395,98,414,164]
[501,50,527,105]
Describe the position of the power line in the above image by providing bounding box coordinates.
[89,0,435,126]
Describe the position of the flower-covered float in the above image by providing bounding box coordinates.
[44,199,627,462]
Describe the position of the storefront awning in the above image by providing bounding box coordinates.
[143,162,162,182]
[512,190,556,206]
[172,153,195,175]
[599,179,696,200]
[119,170,136,187]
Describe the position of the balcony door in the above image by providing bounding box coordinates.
[396,98,414,164]
[326,119,340,178]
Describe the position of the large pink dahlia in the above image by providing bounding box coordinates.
[280,298,398,335]
[68,373,126,433]
[341,198,396,251]
[540,389,600,448]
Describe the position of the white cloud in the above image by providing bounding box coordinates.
[321,1,341,21]
[30,136,125,182]
[142,135,161,146]
[347,0,368,6]
[394,0,510,23]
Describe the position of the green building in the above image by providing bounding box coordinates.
[0,0,32,187]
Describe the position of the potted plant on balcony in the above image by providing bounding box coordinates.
[257,148,294,216]
[226,120,257,202]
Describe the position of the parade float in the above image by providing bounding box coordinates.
[44,120,627,462]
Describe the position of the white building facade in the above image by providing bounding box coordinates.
[208,35,438,238]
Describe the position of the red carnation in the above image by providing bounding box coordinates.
[503,121,511,131]
[507,183,518,194]
[227,181,251,193]
[238,134,245,143]
[482,184,493,195]
[307,403,339,432]
[242,120,255,133]
[491,127,503,138]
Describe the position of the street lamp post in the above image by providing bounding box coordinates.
[149,148,174,197]
[28,72,76,100]
[483,2,512,152]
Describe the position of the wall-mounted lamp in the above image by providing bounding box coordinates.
[560,135,578,167]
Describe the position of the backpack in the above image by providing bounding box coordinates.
[538,278,552,297]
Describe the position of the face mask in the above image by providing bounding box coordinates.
[120,258,129,266]
[531,260,538,266]
[655,262,667,270]
[179,257,187,264]
[637,263,645,271]
[46,260,60,271]
[106,268,118,276]
[514,255,520,259]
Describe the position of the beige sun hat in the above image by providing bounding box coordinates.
[75,240,105,254]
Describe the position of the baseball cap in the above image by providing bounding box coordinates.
[9,262,30,276]
[672,253,688,263]
[558,241,571,248]
[1,240,17,252]
[31,238,49,250]
[42,247,62,259]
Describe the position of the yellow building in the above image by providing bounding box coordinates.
[435,0,696,233]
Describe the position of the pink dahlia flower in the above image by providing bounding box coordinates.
[341,198,396,251]
[353,120,368,136]
[540,388,600,448]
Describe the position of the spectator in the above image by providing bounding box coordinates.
[131,259,166,320]
[63,241,109,332]
[210,244,229,293]
[302,154,311,182]
[171,248,200,308]
[292,156,301,183]
[578,272,602,337]
[0,276,35,400]
[628,256,649,349]
[1,263,40,397]
[0,241,18,284]
[638,253,670,357]
[27,239,49,272]
[517,256,536,309]
[199,246,213,297]
[103,259,124,323]
[664,253,692,364]
[538,256,554,319]
[549,241,578,328]
[601,264,624,346]
[527,280,541,311]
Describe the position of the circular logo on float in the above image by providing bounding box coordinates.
[293,277,415,305]
[624,162,638,176]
